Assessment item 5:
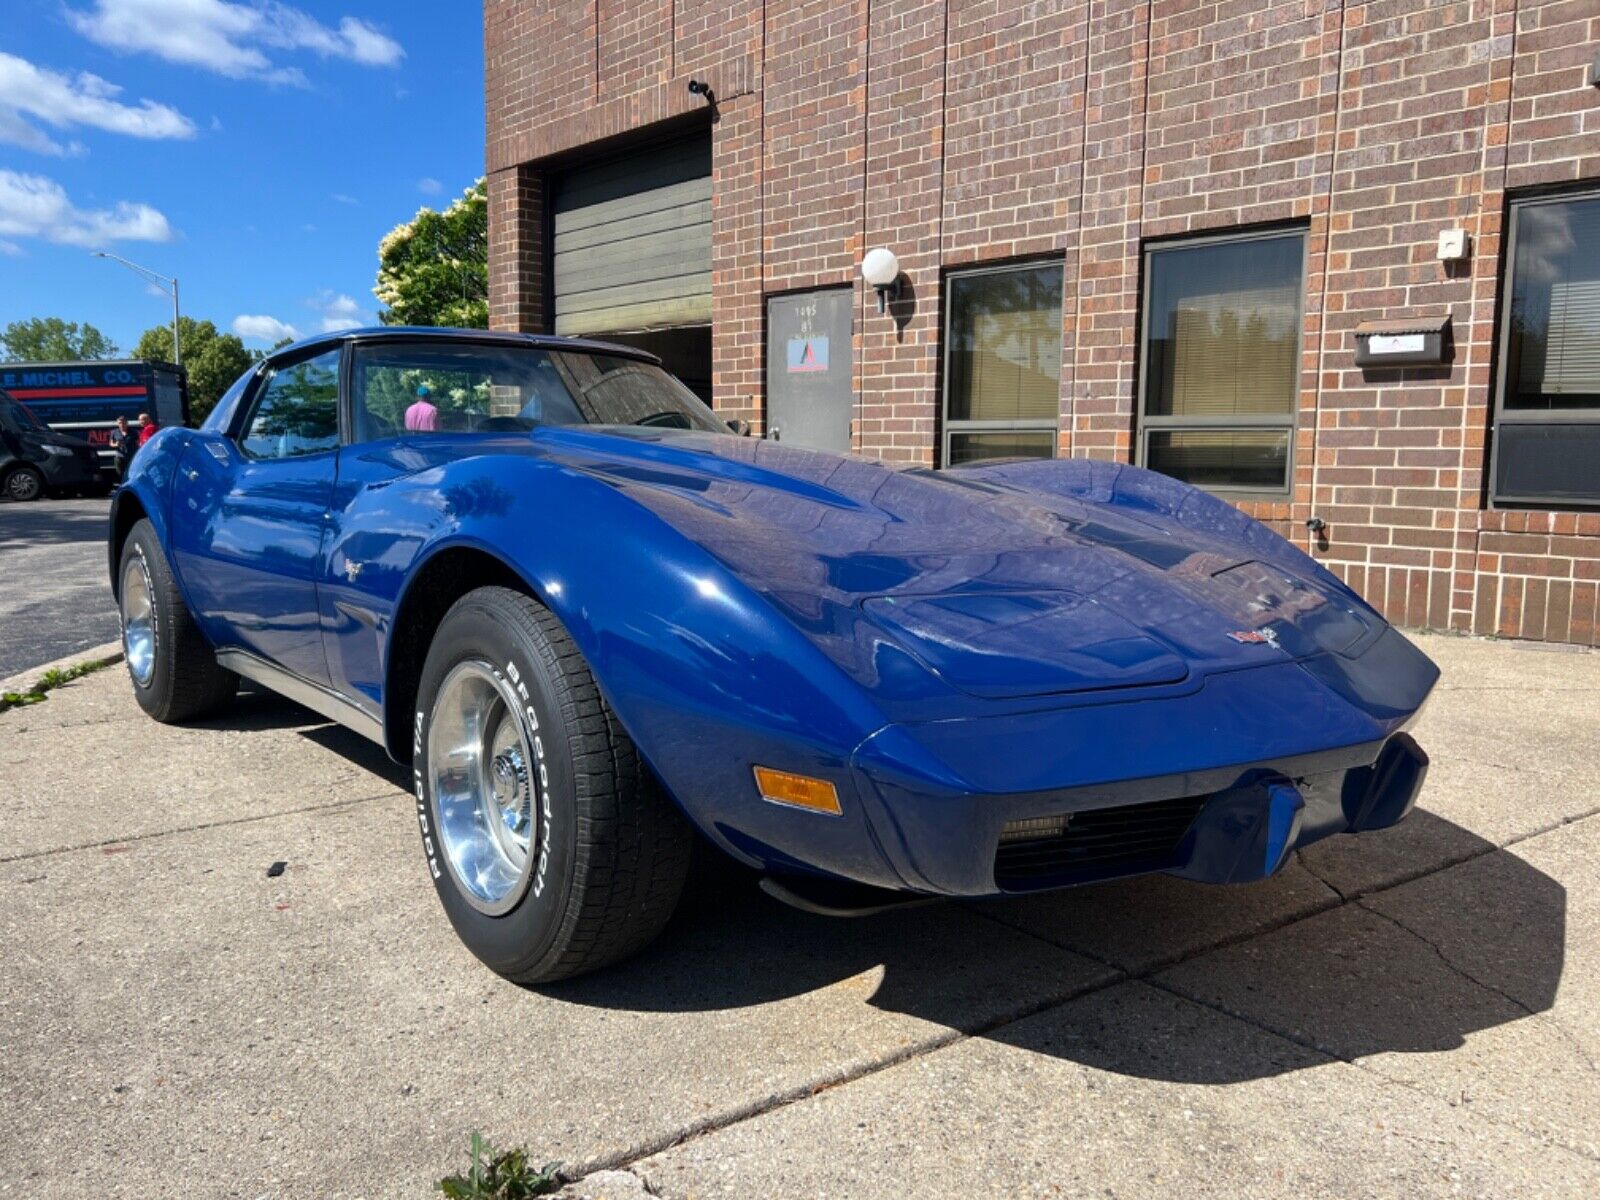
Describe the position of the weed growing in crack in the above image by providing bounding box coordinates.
[436,1131,563,1199]
[0,657,115,714]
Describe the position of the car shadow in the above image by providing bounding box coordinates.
[189,686,412,790]
[0,499,110,548]
[192,692,1566,1085]
[546,809,1565,1085]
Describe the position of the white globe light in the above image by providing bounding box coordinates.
[861,248,900,288]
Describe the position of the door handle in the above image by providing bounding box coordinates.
[769,425,781,442]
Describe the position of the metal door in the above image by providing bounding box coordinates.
[766,289,854,453]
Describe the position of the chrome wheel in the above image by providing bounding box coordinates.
[428,660,540,915]
[121,553,156,686]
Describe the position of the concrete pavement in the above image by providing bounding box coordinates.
[0,633,1596,1198]
[0,496,117,677]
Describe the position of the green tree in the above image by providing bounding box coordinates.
[374,179,487,329]
[0,317,120,362]
[134,317,255,424]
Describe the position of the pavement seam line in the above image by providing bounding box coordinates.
[1356,899,1600,1079]
[578,806,1600,1187]
[0,790,400,865]
[558,962,1130,1182]
[1142,973,1600,1169]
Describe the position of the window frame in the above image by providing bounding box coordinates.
[1489,185,1600,509]
[1135,224,1309,499]
[232,343,346,462]
[939,258,1064,468]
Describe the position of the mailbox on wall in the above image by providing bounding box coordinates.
[1353,314,1453,368]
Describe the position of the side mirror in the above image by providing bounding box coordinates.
[727,418,752,437]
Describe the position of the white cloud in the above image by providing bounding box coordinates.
[232,313,300,343]
[307,290,368,332]
[331,192,357,206]
[0,239,22,256]
[416,177,442,196]
[0,51,194,155]
[0,169,173,247]
[67,1,404,83]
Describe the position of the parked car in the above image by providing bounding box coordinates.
[1,390,105,501]
[109,328,1438,983]
[0,359,187,482]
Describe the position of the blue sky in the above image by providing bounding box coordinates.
[0,1,484,356]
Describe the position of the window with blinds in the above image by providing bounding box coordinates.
[942,263,1062,466]
[1506,195,1600,409]
[1493,190,1600,507]
[1139,230,1305,493]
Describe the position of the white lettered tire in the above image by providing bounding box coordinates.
[412,586,691,983]
[119,519,237,722]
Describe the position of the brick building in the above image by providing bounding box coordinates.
[484,0,1600,645]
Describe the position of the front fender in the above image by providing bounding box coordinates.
[362,453,905,886]
[107,428,194,599]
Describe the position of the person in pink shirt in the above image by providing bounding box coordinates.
[404,383,438,432]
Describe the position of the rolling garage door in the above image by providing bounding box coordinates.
[551,134,712,338]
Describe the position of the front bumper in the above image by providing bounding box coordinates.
[833,629,1437,895]
[38,450,102,490]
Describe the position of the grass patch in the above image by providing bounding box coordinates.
[436,1132,563,1199]
[0,656,117,714]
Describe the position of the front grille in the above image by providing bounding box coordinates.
[993,794,1207,889]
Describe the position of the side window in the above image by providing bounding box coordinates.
[239,348,342,459]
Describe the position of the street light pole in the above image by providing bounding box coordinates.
[90,251,181,368]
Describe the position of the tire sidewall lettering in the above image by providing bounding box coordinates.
[126,541,160,693]
[416,651,557,910]
[509,657,554,900]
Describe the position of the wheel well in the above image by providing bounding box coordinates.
[108,492,149,598]
[384,547,529,763]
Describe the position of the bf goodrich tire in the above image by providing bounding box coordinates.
[413,586,692,983]
[119,519,238,722]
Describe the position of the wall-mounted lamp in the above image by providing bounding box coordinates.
[861,247,901,314]
[688,78,716,106]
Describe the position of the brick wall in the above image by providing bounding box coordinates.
[484,0,1600,645]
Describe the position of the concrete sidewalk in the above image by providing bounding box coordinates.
[1,633,1596,1198]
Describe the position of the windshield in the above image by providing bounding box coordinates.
[350,342,728,442]
[0,396,48,431]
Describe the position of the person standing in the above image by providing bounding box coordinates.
[136,411,159,446]
[403,384,438,432]
[110,415,136,484]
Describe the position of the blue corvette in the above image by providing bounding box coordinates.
[110,328,1436,982]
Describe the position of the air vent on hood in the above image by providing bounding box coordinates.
[862,590,1190,699]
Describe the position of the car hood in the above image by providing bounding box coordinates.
[36,430,93,451]
[530,427,1380,702]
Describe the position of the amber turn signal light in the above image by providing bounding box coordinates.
[753,766,842,815]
